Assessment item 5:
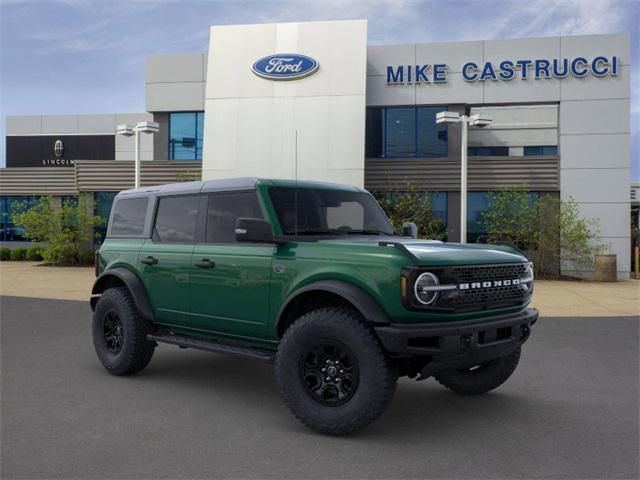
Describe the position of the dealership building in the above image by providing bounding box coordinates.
[0,20,632,277]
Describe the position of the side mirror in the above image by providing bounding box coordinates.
[402,222,418,239]
[235,217,279,244]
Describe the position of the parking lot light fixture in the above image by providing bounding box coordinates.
[436,111,493,243]
[116,122,159,188]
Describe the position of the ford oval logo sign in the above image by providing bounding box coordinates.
[252,53,319,80]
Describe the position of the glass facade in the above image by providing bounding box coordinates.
[169,112,204,160]
[0,196,39,242]
[365,106,448,158]
[524,145,558,156]
[468,146,509,156]
[430,192,448,227]
[466,191,540,243]
[94,192,118,243]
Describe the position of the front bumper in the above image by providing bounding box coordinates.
[375,308,538,379]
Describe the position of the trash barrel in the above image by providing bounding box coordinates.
[594,254,617,282]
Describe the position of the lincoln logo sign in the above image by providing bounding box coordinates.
[252,53,319,80]
[54,139,64,158]
[386,55,620,84]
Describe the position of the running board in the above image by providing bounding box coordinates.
[147,333,275,364]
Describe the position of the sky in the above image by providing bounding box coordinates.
[1,0,638,179]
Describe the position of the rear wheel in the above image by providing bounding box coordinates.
[92,287,155,375]
[434,349,521,395]
[275,307,397,436]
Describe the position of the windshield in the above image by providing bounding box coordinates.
[268,187,395,236]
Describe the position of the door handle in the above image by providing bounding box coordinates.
[194,259,215,269]
[140,256,159,265]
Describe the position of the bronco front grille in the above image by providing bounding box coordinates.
[451,263,529,283]
[407,262,533,312]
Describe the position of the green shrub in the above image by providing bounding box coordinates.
[480,189,604,276]
[373,183,447,240]
[78,251,95,266]
[9,248,27,261]
[25,246,44,261]
[0,247,10,261]
[10,195,103,265]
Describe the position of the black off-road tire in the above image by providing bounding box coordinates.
[275,307,398,436]
[92,287,155,376]
[434,348,521,395]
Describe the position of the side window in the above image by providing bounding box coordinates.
[109,197,148,236]
[206,192,263,243]
[153,195,200,243]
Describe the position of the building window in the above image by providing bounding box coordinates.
[169,112,204,160]
[523,146,558,156]
[365,106,448,158]
[468,146,509,156]
[0,196,40,242]
[430,192,448,227]
[466,191,540,243]
[94,192,118,243]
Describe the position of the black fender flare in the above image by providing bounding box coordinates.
[276,280,390,336]
[90,267,154,322]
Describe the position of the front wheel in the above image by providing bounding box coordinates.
[434,349,521,395]
[275,307,398,436]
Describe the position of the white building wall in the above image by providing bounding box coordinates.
[202,20,367,187]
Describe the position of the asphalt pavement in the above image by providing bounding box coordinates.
[1,296,638,479]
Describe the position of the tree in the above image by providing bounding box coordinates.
[11,196,104,265]
[480,188,604,276]
[480,189,538,251]
[373,183,447,240]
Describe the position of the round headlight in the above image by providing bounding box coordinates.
[414,272,440,305]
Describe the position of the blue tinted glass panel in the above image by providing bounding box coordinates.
[196,112,205,160]
[94,192,118,243]
[541,145,557,156]
[467,191,541,243]
[365,108,384,158]
[169,112,204,160]
[430,192,447,226]
[467,192,490,243]
[0,196,40,242]
[523,146,542,156]
[524,146,558,156]
[417,107,448,157]
[385,108,415,157]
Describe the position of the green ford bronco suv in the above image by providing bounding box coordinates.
[91,177,537,435]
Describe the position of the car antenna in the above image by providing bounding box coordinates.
[294,128,299,240]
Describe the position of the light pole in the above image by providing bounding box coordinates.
[116,121,159,188]
[436,111,492,244]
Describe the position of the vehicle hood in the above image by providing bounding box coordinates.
[316,236,527,266]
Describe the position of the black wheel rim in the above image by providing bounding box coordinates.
[103,309,123,354]
[300,341,359,406]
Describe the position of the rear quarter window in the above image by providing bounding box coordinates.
[109,197,148,236]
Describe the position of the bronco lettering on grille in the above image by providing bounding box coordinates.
[459,279,521,290]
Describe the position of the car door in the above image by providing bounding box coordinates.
[190,190,274,340]
[138,194,202,329]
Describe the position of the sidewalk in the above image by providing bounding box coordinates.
[0,262,638,317]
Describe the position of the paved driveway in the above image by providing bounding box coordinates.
[1,296,638,479]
